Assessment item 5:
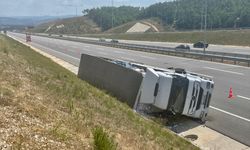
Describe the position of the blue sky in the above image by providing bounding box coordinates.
[0,0,168,17]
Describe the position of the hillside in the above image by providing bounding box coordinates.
[139,0,250,30]
[0,35,198,149]
[0,16,68,31]
[0,16,64,26]
[105,18,168,33]
[31,16,101,34]
[86,6,141,31]
[30,0,250,34]
[83,0,250,31]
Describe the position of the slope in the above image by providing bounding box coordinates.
[105,18,167,33]
[0,34,198,149]
[31,16,101,34]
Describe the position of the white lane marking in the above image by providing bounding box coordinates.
[237,95,250,101]
[204,67,244,76]
[23,41,80,61]
[98,52,108,55]
[114,51,125,54]
[59,46,68,49]
[67,49,76,52]
[35,44,80,61]
[121,57,135,61]
[96,47,104,50]
[82,49,91,52]
[140,55,156,60]
[210,106,250,123]
[84,45,90,48]
[69,45,78,49]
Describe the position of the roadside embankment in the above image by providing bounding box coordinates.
[0,34,198,149]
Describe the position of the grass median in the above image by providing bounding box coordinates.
[0,34,198,149]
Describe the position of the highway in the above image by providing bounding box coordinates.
[120,39,250,55]
[9,32,250,146]
[63,35,250,55]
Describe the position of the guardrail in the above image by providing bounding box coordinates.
[32,33,250,67]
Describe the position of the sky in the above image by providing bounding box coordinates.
[0,0,168,17]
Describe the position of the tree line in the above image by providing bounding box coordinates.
[84,0,250,31]
[84,6,141,30]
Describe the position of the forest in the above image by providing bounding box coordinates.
[84,0,250,31]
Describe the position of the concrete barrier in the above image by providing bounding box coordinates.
[78,54,143,107]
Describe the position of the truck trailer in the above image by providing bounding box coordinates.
[78,54,214,121]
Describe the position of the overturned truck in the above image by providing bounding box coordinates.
[78,54,214,121]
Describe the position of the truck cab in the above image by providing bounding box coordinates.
[138,67,214,120]
[110,58,214,120]
[182,75,214,120]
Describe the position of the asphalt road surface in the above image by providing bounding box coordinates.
[62,35,250,55]
[9,32,250,146]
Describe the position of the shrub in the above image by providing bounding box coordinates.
[92,126,117,150]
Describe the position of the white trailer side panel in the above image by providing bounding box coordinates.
[139,68,159,104]
[154,73,173,110]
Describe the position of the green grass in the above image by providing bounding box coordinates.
[82,29,250,47]
[93,126,117,150]
[50,122,70,141]
[0,34,198,149]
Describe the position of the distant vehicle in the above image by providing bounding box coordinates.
[111,39,119,43]
[48,34,52,36]
[26,33,31,42]
[99,38,106,42]
[175,44,190,51]
[193,41,209,48]
[59,34,63,37]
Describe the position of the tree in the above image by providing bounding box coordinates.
[84,0,250,31]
